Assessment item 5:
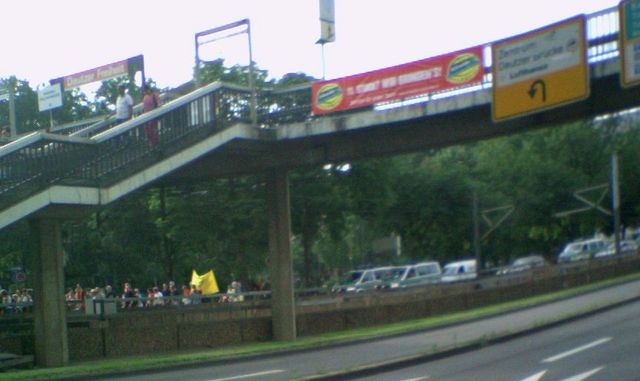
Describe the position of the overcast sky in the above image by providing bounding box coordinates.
[0,0,620,91]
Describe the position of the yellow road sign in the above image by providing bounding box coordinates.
[492,16,589,122]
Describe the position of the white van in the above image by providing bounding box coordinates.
[557,238,608,264]
[381,261,442,289]
[440,259,477,283]
[331,266,393,293]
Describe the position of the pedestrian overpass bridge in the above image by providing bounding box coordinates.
[1,8,633,232]
[2,6,639,367]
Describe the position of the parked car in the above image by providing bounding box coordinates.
[380,261,442,289]
[441,259,477,283]
[557,238,608,264]
[332,266,393,293]
[594,239,639,258]
[497,255,547,275]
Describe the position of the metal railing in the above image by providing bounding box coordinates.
[0,82,260,213]
[0,7,623,221]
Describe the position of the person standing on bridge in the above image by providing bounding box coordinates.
[142,83,161,146]
[115,84,134,124]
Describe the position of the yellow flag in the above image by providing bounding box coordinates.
[190,269,220,295]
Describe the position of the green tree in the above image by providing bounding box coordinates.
[166,178,268,289]
[196,58,269,88]
[63,192,163,289]
[470,120,618,263]
[0,77,47,134]
[387,152,474,264]
[290,166,350,287]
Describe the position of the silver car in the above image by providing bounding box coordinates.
[557,238,608,263]
[594,240,639,258]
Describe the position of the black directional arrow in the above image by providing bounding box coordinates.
[528,79,547,102]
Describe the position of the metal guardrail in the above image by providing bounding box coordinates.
[49,116,105,135]
[0,7,622,222]
[0,287,330,319]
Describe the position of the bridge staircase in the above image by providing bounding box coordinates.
[0,81,311,230]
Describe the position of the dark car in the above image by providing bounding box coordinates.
[498,255,547,275]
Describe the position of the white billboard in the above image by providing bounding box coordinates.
[38,83,63,112]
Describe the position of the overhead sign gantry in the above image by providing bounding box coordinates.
[491,16,589,122]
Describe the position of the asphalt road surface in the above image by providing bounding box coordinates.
[348,298,640,381]
[96,280,640,381]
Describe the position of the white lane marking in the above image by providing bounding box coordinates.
[542,337,612,363]
[518,370,547,381]
[557,366,604,381]
[206,369,285,381]
[400,377,430,381]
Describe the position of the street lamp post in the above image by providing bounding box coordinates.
[8,81,16,138]
[472,190,481,273]
[611,152,621,256]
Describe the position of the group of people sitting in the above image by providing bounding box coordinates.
[2,277,255,315]
[0,288,33,314]
[65,281,205,311]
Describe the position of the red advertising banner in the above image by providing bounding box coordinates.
[312,46,484,115]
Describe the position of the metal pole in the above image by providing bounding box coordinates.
[194,19,255,124]
[611,152,621,256]
[247,20,258,127]
[473,190,482,274]
[140,55,146,90]
[321,43,326,80]
[8,78,17,138]
[194,34,200,88]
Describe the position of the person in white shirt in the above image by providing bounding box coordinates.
[115,84,133,124]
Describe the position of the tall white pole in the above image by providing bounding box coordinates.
[8,79,17,138]
[247,20,257,127]
[611,152,621,256]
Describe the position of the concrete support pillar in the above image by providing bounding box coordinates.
[30,218,69,367]
[266,168,296,341]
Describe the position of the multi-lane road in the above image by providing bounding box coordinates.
[97,280,640,381]
[348,295,640,380]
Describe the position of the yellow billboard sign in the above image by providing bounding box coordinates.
[492,16,589,122]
